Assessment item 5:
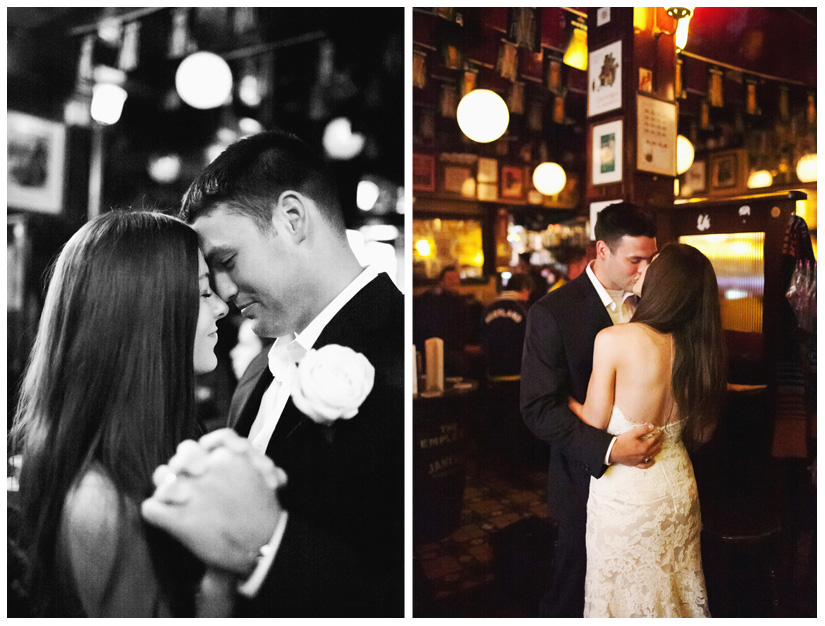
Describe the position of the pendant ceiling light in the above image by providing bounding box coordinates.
[176,51,233,110]
[532,162,567,196]
[456,89,510,143]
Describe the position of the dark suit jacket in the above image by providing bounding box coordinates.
[520,271,615,525]
[230,273,404,617]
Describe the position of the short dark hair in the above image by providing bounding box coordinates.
[439,265,459,281]
[554,245,587,266]
[506,273,535,293]
[594,202,657,250]
[179,129,345,233]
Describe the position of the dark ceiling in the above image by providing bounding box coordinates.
[8,8,405,226]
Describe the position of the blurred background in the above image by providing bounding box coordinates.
[7,7,405,428]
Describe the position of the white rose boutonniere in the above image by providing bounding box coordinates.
[291,344,375,426]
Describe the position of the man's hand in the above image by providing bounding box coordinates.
[609,423,664,469]
[141,429,287,575]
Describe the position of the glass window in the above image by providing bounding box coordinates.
[680,232,764,333]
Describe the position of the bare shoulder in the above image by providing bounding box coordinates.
[594,323,655,360]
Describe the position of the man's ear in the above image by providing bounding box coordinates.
[595,240,610,260]
[273,191,310,243]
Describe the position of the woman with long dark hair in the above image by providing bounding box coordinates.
[574,243,726,617]
[10,211,229,616]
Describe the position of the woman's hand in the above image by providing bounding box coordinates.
[568,397,584,419]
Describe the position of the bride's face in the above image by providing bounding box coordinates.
[194,251,229,375]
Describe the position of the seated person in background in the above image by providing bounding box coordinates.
[550,244,594,293]
[413,265,481,377]
[481,273,534,380]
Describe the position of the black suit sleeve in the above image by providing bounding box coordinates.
[520,298,614,477]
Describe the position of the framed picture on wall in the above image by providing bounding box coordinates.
[500,165,523,199]
[709,149,746,194]
[413,153,435,191]
[636,94,677,176]
[591,119,623,185]
[7,111,66,214]
[588,40,622,117]
[682,159,707,196]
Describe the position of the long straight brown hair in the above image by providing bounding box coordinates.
[631,243,727,449]
[10,210,203,615]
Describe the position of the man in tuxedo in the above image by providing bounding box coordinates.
[142,130,403,616]
[520,202,664,617]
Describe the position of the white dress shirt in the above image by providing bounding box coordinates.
[584,262,638,465]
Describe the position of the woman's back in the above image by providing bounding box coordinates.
[55,464,171,617]
[606,322,678,429]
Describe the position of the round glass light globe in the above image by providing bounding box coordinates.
[532,162,567,196]
[796,153,817,183]
[676,135,695,175]
[323,117,365,160]
[457,89,509,143]
[176,52,233,110]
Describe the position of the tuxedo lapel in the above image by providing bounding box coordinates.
[234,367,273,437]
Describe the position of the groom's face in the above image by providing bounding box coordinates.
[599,235,658,293]
[192,205,306,339]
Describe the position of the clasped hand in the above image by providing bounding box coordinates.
[141,429,287,575]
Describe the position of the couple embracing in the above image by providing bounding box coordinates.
[12,131,404,617]
[521,203,727,618]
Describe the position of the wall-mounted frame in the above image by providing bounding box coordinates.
[413,153,436,191]
[588,40,622,117]
[7,111,66,214]
[591,119,623,185]
[636,94,677,177]
[443,164,475,197]
[709,148,747,195]
[500,165,524,199]
[682,159,707,196]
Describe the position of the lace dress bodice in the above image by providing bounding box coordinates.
[583,406,710,618]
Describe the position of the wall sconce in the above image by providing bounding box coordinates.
[457,89,510,143]
[676,134,695,174]
[654,7,694,51]
[747,169,773,189]
[563,19,588,71]
[532,162,567,196]
[90,83,128,125]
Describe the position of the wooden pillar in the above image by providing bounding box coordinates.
[584,7,680,212]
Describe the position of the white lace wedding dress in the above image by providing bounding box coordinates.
[583,406,710,617]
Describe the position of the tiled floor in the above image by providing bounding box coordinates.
[413,425,555,618]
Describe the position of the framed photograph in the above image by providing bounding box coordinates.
[682,160,707,195]
[636,95,677,176]
[591,119,623,185]
[500,166,524,199]
[477,157,498,184]
[710,150,739,191]
[443,165,475,197]
[8,111,66,214]
[588,40,622,117]
[413,154,435,191]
